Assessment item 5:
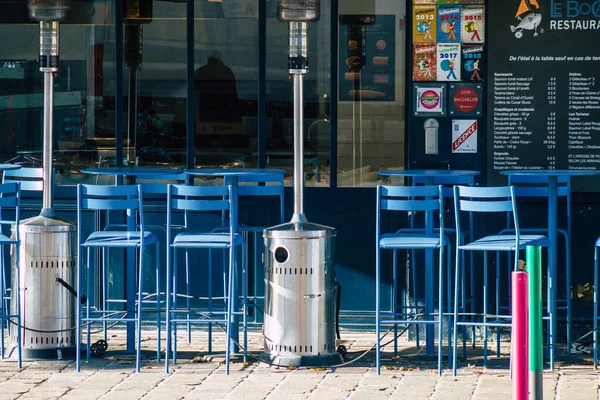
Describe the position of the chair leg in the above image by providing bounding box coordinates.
[483,251,488,367]
[242,243,248,363]
[447,247,452,364]
[86,248,92,363]
[470,250,475,349]
[102,248,108,342]
[185,249,191,344]
[76,247,83,372]
[411,249,420,350]
[452,248,461,376]
[392,249,398,355]
[15,244,21,369]
[594,245,598,368]
[566,234,572,355]
[0,246,5,360]
[173,249,178,363]
[376,247,381,375]
[136,246,144,373]
[225,247,234,375]
[437,245,444,376]
[155,243,161,363]
[165,244,172,373]
[496,252,501,358]
[208,249,213,354]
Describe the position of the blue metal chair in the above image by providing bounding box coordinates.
[100,173,188,341]
[452,185,551,376]
[76,184,161,372]
[0,182,21,367]
[376,185,450,375]
[501,175,572,351]
[406,175,476,352]
[165,184,245,374]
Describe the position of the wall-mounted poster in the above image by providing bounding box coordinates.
[339,15,396,102]
[413,5,437,43]
[452,119,478,153]
[437,0,459,4]
[437,6,461,43]
[461,0,484,4]
[437,43,461,81]
[413,43,437,81]
[461,6,484,43]
[414,83,446,116]
[414,0,435,3]
[449,83,482,116]
[461,44,484,81]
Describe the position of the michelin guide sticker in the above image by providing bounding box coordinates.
[461,6,484,43]
[413,43,437,81]
[413,5,437,42]
[437,43,461,81]
[452,119,478,153]
[437,6,461,43]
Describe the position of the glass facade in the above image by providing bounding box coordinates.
[0,0,406,188]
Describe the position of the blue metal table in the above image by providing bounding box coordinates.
[185,168,286,353]
[378,169,480,355]
[501,169,600,370]
[81,167,185,353]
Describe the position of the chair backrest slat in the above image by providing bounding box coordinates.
[81,198,139,211]
[457,185,512,198]
[381,199,440,212]
[459,199,513,213]
[170,184,228,197]
[171,198,229,212]
[3,167,44,191]
[376,185,444,237]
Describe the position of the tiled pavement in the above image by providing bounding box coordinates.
[0,331,597,399]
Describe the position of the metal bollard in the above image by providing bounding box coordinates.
[527,245,543,400]
[512,271,528,400]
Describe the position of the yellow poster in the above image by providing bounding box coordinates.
[413,5,437,43]
[414,0,436,4]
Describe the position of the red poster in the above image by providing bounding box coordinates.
[413,43,437,81]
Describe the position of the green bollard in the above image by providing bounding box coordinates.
[526,245,543,400]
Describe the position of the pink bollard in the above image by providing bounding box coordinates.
[512,271,529,400]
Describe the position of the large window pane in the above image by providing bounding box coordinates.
[337,1,406,187]
[0,1,114,185]
[193,0,259,169]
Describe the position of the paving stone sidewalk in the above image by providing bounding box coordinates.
[0,331,597,399]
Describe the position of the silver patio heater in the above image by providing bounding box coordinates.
[262,0,342,367]
[9,0,77,359]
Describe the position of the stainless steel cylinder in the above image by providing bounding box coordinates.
[262,222,341,367]
[39,21,59,72]
[288,22,308,75]
[277,0,320,22]
[11,215,77,358]
[28,0,71,22]
[292,74,305,222]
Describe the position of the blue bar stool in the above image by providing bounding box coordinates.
[452,185,551,376]
[376,185,450,375]
[76,184,160,372]
[165,184,245,374]
[407,175,476,354]
[0,182,21,367]
[501,175,572,352]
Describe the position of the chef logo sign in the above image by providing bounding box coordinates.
[452,119,478,153]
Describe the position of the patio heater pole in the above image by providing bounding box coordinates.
[40,21,58,215]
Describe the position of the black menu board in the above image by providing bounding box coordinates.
[487,0,600,188]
